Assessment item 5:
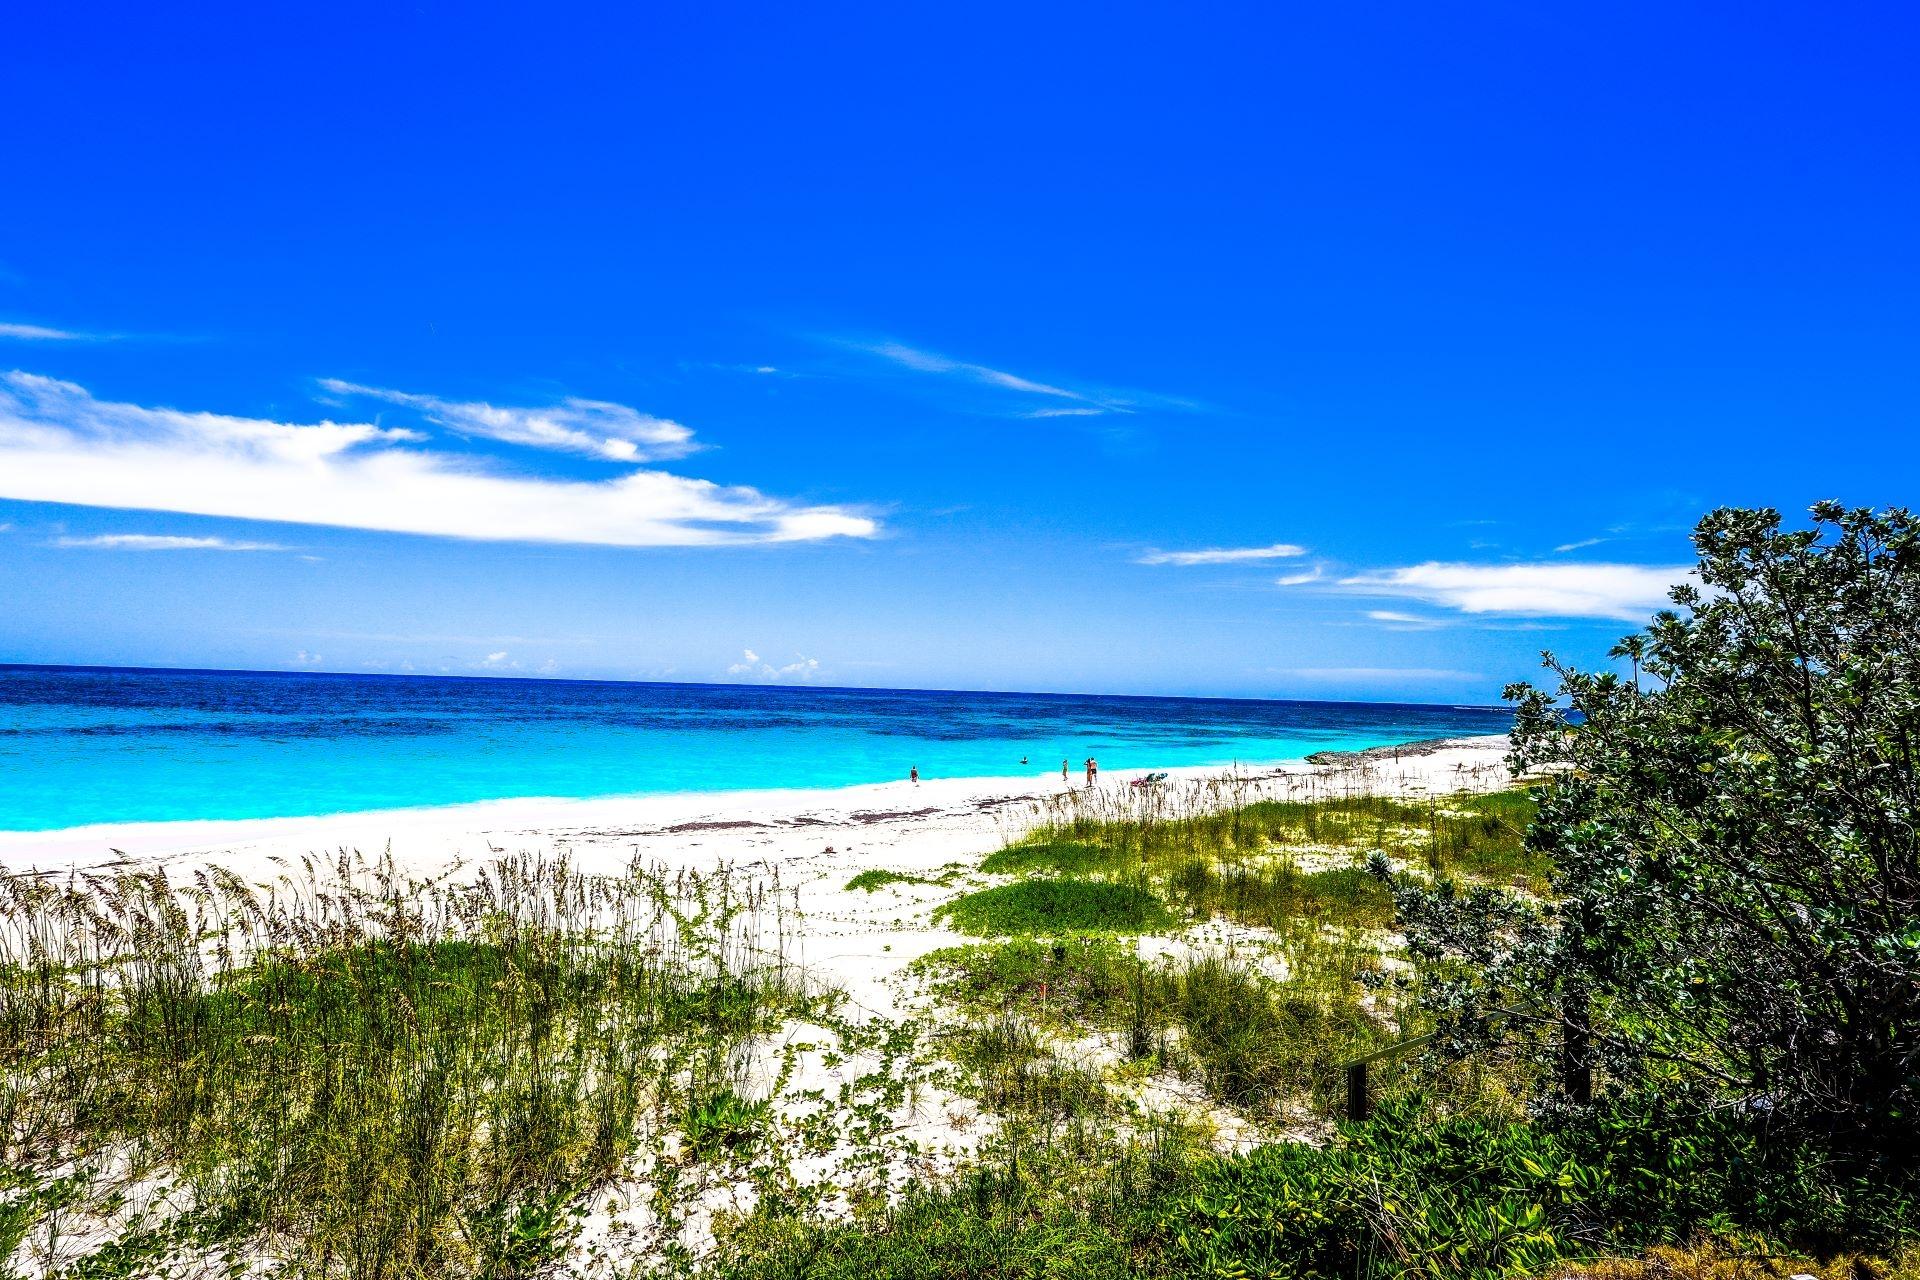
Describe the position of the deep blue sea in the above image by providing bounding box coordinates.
[0,665,1513,832]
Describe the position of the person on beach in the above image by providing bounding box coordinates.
[1085,757,1098,787]
[1062,758,1070,782]
[910,765,919,785]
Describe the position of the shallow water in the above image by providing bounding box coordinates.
[0,665,1511,831]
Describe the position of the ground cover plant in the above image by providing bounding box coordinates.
[842,868,935,893]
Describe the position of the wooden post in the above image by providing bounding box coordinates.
[1347,1060,1370,1121]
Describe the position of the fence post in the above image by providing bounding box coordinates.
[1347,1060,1370,1121]
[1560,993,1592,1106]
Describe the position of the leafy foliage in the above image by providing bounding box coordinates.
[718,1093,1915,1279]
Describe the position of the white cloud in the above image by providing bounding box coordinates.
[726,649,822,682]
[55,533,289,551]
[319,378,697,462]
[1138,542,1307,566]
[1343,562,1690,620]
[1554,537,1607,553]
[0,372,878,548]
[482,651,511,667]
[1274,566,1323,586]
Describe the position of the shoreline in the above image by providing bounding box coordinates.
[0,733,1513,874]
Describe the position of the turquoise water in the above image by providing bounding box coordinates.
[0,665,1512,831]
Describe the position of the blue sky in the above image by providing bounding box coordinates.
[2,2,1915,702]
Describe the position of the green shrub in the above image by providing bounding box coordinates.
[935,880,1174,935]
[979,839,1115,877]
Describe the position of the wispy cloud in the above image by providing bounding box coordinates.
[1274,566,1324,586]
[55,534,290,551]
[319,379,698,462]
[859,341,1087,399]
[726,649,822,682]
[1364,609,1453,631]
[0,322,93,341]
[841,338,1195,419]
[1137,542,1306,567]
[1342,562,1690,620]
[0,372,878,547]
[1554,537,1607,553]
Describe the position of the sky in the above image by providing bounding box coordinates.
[1,2,1916,703]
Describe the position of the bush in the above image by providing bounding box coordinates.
[935,880,1174,935]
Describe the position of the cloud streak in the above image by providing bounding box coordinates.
[1138,542,1306,566]
[1342,562,1690,620]
[55,534,290,551]
[844,339,1195,418]
[0,322,91,341]
[0,372,878,548]
[319,379,698,462]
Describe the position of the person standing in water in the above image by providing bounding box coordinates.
[909,765,919,785]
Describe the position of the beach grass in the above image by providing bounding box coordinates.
[0,852,825,1276]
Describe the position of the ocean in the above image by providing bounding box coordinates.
[0,665,1512,832]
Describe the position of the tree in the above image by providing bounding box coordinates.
[1395,502,1920,1160]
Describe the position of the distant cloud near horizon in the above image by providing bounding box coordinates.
[1343,561,1690,620]
[0,371,879,548]
[319,379,699,463]
[56,534,289,551]
[1138,542,1306,566]
[727,648,822,682]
